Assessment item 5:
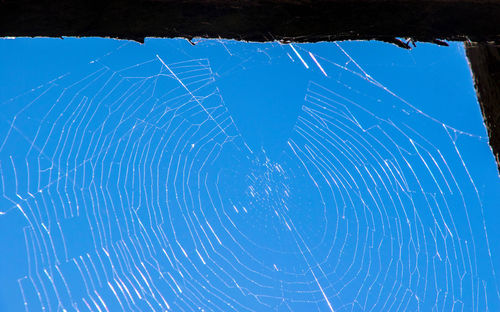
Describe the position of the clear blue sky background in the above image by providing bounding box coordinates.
[0,38,498,311]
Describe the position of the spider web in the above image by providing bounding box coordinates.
[0,39,498,312]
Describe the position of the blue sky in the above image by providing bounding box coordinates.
[0,37,499,311]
